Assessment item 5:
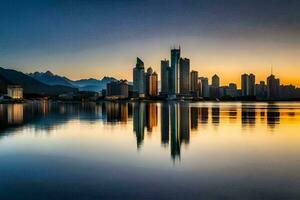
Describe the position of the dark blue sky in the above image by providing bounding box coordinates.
[0,0,300,84]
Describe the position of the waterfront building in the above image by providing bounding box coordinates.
[210,74,220,99]
[133,57,145,97]
[160,59,170,95]
[256,81,267,99]
[179,58,190,95]
[7,85,23,99]
[170,47,181,95]
[267,74,280,99]
[106,80,129,99]
[145,67,158,97]
[199,77,209,98]
[241,74,249,96]
[190,71,199,97]
[249,73,256,96]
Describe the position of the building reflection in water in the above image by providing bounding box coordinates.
[267,104,280,129]
[146,103,157,132]
[0,101,294,161]
[190,107,199,130]
[167,103,191,160]
[105,102,128,123]
[241,104,256,127]
[200,107,209,124]
[160,103,170,145]
[212,105,220,125]
[133,102,146,149]
[7,104,23,125]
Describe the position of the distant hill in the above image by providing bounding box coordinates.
[0,67,77,95]
[29,71,117,92]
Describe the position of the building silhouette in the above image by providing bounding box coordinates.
[145,67,158,97]
[106,80,129,99]
[190,71,199,97]
[179,58,190,95]
[267,74,280,100]
[199,77,209,98]
[170,47,181,95]
[249,74,256,96]
[241,73,256,97]
[133,57,145,97]
[160,59,170,95]
[241,74,249,96]
[210,74,220,99]
[256,81,267,99]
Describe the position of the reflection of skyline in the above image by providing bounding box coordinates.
[0,102,297,160]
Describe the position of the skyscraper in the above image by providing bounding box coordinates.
[210,74,220,98]
[170,47,181,95]
[212,74,220,88]
[160,59,170,95]
[145,67,153,96]
[267,74,280,99]
[199,77,209,98]
[179,58,190,95]
[133,57,145,97]
[145,67,158,97]
[149,71,158,97]
[190,71,199,97]
[249,73,256,96]
[242,73,256,97]
[241,74,249,96]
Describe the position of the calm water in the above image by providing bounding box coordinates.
[0,101,300,200]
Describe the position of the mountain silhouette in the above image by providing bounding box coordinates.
[0,67,77,95]
[29,71,117,92]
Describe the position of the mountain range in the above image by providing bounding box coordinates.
[0,67,118,95]
[0,67,77,95]
[28,71,117,92]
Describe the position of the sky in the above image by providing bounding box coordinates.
[0,0,300,87]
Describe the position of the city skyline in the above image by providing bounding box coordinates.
[1,0,300,86]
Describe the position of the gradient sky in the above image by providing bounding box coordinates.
[0,0,300,87]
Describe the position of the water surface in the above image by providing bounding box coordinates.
[0,102,300,199]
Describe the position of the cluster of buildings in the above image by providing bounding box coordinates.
[104,46,300,101]
[0,85,23,102]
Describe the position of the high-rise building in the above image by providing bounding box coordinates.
[133,57,145,97]
[160,59,170,95]
[267,74,280,99]
[145,67,153,96]
[179,58,190,95]
[149,71,158,97]
[190,71,199,97]
[210,74,220,98]
[199,77,209,98]
[249,73,256,96]
[212,74,220,88]
[170,47,181,94]
[145,67,158,97]
[241,74,249,96]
